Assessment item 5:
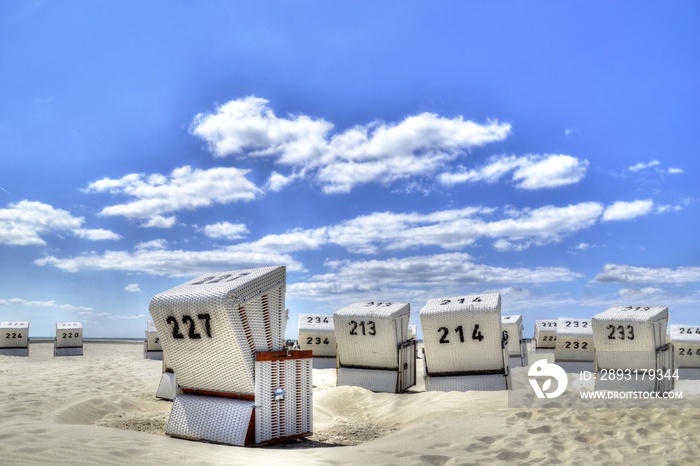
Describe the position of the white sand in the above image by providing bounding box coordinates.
[1,342,699,465]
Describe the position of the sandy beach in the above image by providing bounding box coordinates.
[1,342,699,465]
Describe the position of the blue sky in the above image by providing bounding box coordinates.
[1,1,698,338]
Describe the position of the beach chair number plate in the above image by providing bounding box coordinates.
[439,297,482,305]
[306,337,331,345]
[166,313,212,339]
[4,333,23,339]
[438,324,484,344]
[562,341,588,350]
[606,325,635,340]
[306,316,330,324]
[61,332,80,339]
[563,320,588,328]
[678,348,700,356]
[349,320,376,336]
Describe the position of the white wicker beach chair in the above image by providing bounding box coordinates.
[592,306,673,391]
[670,325,700,379]
[420,294,511,391]
[334,301,416,393]
[554,318,593,372]
[144,320,163,360]
[54,322,83,356]
[0,321,29,356]
[533,319,558,350]
[501,315,528,367]
[149,266,312,446]
[298,313,336,360]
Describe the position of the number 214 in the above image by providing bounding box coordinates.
[438,324,484,344]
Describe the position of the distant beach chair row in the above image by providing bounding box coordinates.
[142,265,700,447]
[531,307,679,392]
[0,321,83,357]
[300,292,516,393]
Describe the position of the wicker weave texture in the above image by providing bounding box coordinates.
[594,347,674,392]
[534,320,558,349]
[554,318,594,362]
[298,313,336,357]
[55,322,83,349]
[0,321,29,349]
[592,306,668,370]
[425,373,509,391]
[156,372,178,401]
[334,302,410,369]
[149,266,286,394]
[254,357,313,443]
[670,325,700,368]
[420,294,504,373]
[336,367,399,393]
[166,395,254,446]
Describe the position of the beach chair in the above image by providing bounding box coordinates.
[334,301,416,393]
[670,325,700,379]
[149,266,312,446]
[0,321,29,356]
[420,294,511,391]
[408,324,418,340]
[533,319,557,352]
[144,320,163,360]
[592,306,673,392]
[297,313,336,369]
[501,315,528,367]
[54,322,83,356]
[554,318,594,372]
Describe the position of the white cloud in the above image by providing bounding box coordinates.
[266,171,295,192]
[602,200,654,221]
[627,160,683,175]
[124,283,141,293]
[0,200,121,246]
[595,264,700,284]
[35,244,304,277]
[617,287,664,299]
[512,154,589,189]
[0,297,94,312]
[439,154,588,189]
[202,222,249,240]
[288,252,582,301]
[628,160,660,172]
[190,96,333,162]
[85,165,261,227]
[136,239,168,251]
[74,228,123,241]
[34,197,680,278]
[190,96,511,193]
[242,202,603,255]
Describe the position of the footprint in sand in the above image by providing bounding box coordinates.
[527,425,552,434]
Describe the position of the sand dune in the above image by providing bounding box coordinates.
[1,342,698,465]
